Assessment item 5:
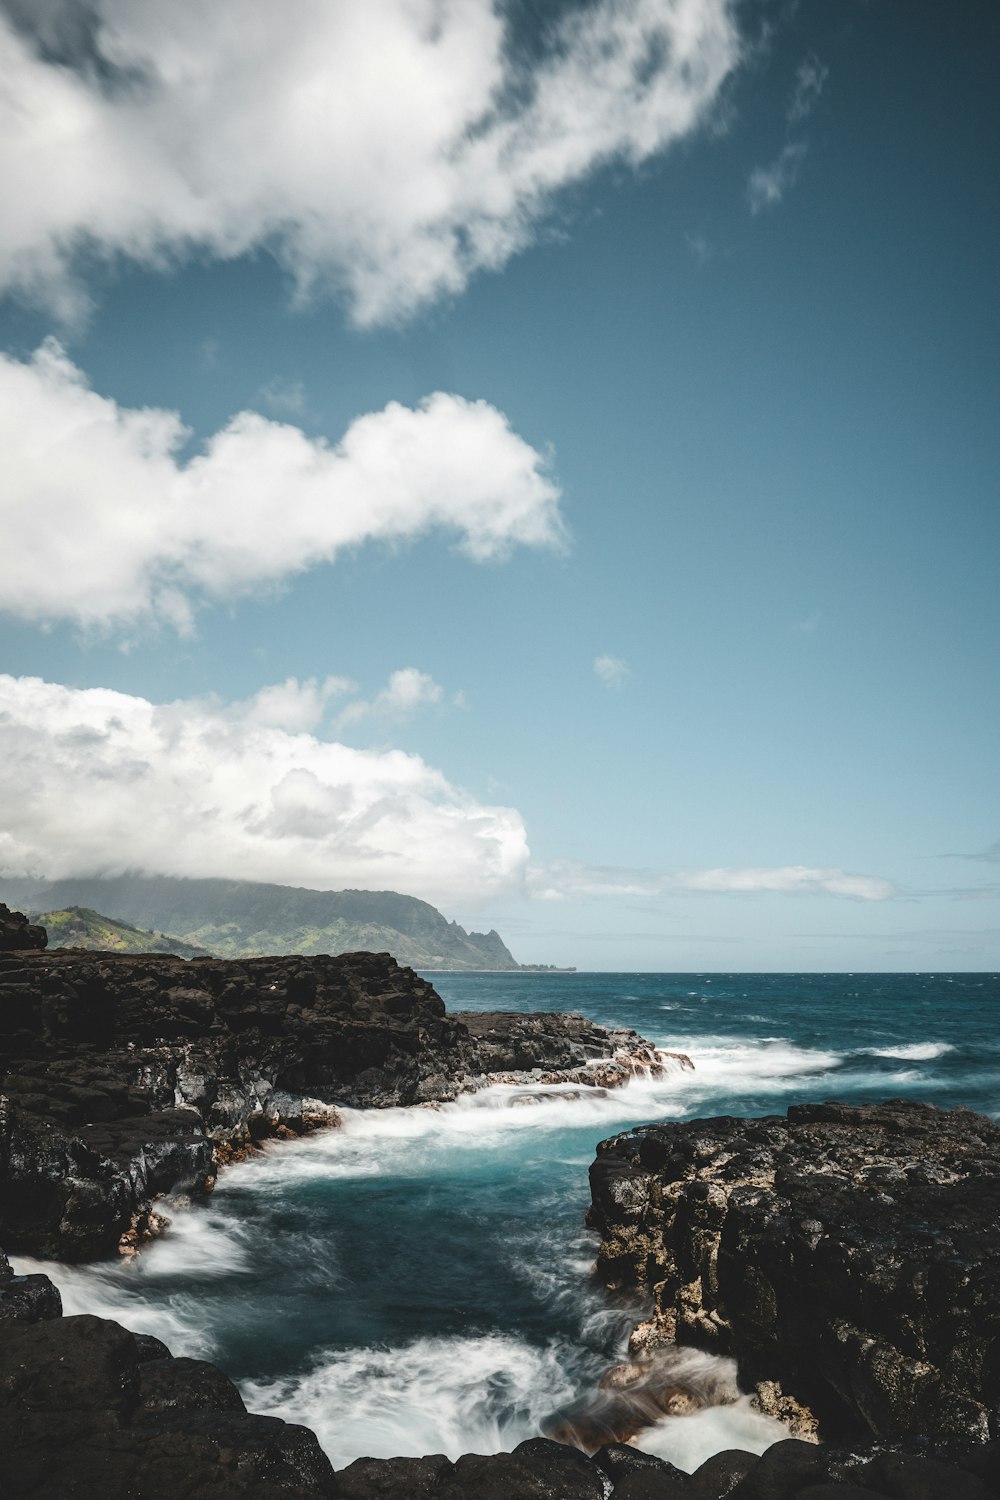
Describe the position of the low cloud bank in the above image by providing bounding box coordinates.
[0,674,529,907]
[532,859,895,902]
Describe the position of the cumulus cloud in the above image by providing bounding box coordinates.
[338,668,446,730]
[594,653,630,688]
[531,860,895,902]
[0,341,564,631]
[0,0,742,323]
[0,674,528,905]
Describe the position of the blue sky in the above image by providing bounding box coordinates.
[0,0,997,970]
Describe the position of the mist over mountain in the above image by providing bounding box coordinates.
[0,874,537,971]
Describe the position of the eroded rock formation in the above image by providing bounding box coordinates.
[0,926,669,1259]
[589,1100,1000,1449]
[2,1246,998,1500]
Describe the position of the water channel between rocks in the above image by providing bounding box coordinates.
[14,971,998,1472]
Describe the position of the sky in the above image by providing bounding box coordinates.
[0,0,997,971]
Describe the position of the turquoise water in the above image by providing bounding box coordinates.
[17,972,999,1470]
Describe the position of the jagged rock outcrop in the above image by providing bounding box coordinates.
[0,931,666,1259]
[4,1245,999,1499]
[0,1248,338,1498]
[0,901,46,952]
[454,1009,691,1090]
[2,1250,998,1500]
[589,1101,1000,1449]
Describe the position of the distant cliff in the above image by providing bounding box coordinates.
[0,875,530,970]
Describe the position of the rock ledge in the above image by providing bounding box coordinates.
[589,1100,1000,1448]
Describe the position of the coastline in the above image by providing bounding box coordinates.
[2,912,998,1498]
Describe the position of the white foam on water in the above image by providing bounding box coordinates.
[637,1395,787,1473]
[581,1346,785,1473]
[658,1035,842,1096]
[9,1251,222,1358]
[242,1333,583,1468]
[213,1076,692,1195]
[861,1042,956,1061]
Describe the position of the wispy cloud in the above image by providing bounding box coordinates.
[787,54,829,126]
[747,141,808,214]
[685,231,713,265]
[0,341,564,633]
[680,866,894,900]
[594,653,630,689]
[531,860,896,903]
[337,668,447,730]
[0,0,743,324]
[256,378,308,419]
[236,675,355,733]
[0,673,528,906]
[747,52,827,214]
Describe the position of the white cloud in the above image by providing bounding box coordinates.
[787,54,828,126]
[747,141,807,214]
[256,378,308,418]
[746,53,826,216]
[338,668,446,729]
[594,653,630,688]
[531,862,660,902]
[679,866,895,900]
[0,340,564,631]
[237,676,355,733]
[531,859,895,902]
[0,0,742,324]
[0,674,528,905]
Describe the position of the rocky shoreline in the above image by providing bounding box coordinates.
[588,1102,1000,1461]
[2,906,999,1498]
[0,904,672,1261]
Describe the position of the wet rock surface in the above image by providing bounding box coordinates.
[0,1250,338,1498]
[588,1101,1000,1449]
[2,1289,995,1500]
[0,923,668,1259]
[3,919,996,1499]
[2,1171,999,1497]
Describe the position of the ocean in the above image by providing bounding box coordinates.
[14,971,999,1473]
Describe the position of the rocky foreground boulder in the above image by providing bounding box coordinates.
[2,1247,999,1498]
[589,1100,1000,1450]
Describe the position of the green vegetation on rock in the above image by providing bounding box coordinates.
[34,907,210,959]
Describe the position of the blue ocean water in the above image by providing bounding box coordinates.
[17,972,999,1471]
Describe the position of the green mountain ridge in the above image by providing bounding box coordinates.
[33,906,211,959]
[0,875,547,970]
